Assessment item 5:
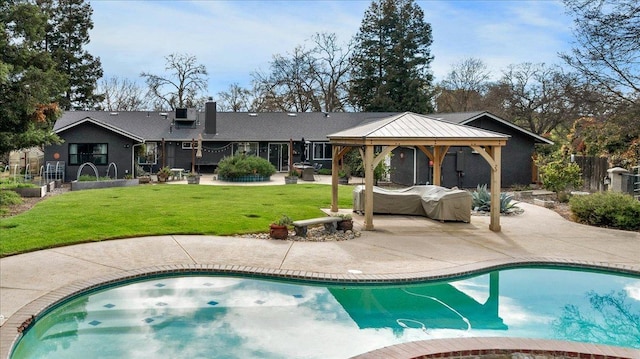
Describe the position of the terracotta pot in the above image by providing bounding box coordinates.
[338,220,353,231]
[269,224,289,239]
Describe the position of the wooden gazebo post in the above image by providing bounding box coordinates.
[363,144,375,230]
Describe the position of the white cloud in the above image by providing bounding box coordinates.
[87,0,573,95]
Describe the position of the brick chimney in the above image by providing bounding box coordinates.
[205,98,216,135]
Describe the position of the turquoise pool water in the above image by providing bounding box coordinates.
[11,267,640,358]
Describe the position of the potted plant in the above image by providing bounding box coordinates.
[157,166,172,183]
[335,213,353,231]
[270,214,293,239]
[187,172,200,184]
[338,166,351,185]
[284,169,299,184]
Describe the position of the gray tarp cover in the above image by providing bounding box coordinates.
[353,185,472,222]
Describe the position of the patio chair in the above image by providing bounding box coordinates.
[313,163,322,181]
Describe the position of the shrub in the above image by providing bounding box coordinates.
[536,152,583,193]
[569,192,640,230]
[471,184,519,213]
[318,168,332,175]
[0,178,36,189]
[217,153,276,179]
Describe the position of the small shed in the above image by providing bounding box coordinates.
[327,112,509,232]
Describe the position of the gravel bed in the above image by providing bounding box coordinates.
[236,226,361,242]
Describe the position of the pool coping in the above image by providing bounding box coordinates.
[2,257,640,359]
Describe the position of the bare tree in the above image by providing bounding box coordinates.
[251,32,352,112]
[216,83,252,112]
[252,46,318,112]
[560,0,640,164]
[436,57,491,112]
[483,63,582,135]
[309,32,352,112]
[140,53,208,110]
[561,0,640,105]
[97,76,149,111]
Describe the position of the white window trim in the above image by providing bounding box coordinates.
[312,142,332,160]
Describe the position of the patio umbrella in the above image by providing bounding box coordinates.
[196,134,203,174]
[196,134,203,159]
[300,137,306,163]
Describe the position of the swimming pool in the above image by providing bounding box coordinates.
[11,267,640,358]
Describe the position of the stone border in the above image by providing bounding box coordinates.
[351,337,639,358]
[2,259,640,359]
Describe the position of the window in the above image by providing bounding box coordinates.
[232,142,258,156]
[69,143,108,165]
[137,142,158,165]
[313,142,332,160]
[182,141,197,150]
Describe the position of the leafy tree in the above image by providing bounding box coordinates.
[348,0,434,113]
[97,76,150,111]
[567,103,640,168]
[141,53,208,110]
[38,0,103,110]
[0,1,64,156]
[436,57,490,112]
[560,0,640,168]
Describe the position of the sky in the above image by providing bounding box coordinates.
[87,0,575,99]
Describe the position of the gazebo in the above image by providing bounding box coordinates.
[327,112,509,232]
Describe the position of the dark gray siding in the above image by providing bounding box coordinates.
[45,123,136,181]
[390,116,537,189]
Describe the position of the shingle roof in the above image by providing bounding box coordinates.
[434,111,553,144]
[207,112,396,142]
[53,110,553,144]
[432,111,486,124]
[53,111,398,142]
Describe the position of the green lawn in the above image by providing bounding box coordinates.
[0,184,354,256]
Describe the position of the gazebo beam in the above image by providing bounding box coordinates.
[373,145,396,168]
[416,145,434,162]
[470,145,497,170]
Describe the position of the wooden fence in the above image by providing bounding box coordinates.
[573,156,609,192]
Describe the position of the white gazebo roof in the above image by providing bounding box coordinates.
[329,112,509,142]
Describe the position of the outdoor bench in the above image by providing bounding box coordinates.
[293,217,340,237]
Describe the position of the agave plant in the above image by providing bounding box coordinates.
[472,184,519,213]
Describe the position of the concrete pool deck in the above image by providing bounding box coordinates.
[1,176,639,358]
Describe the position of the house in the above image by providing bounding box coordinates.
[389,111,553,188]
[44,101,551,188]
